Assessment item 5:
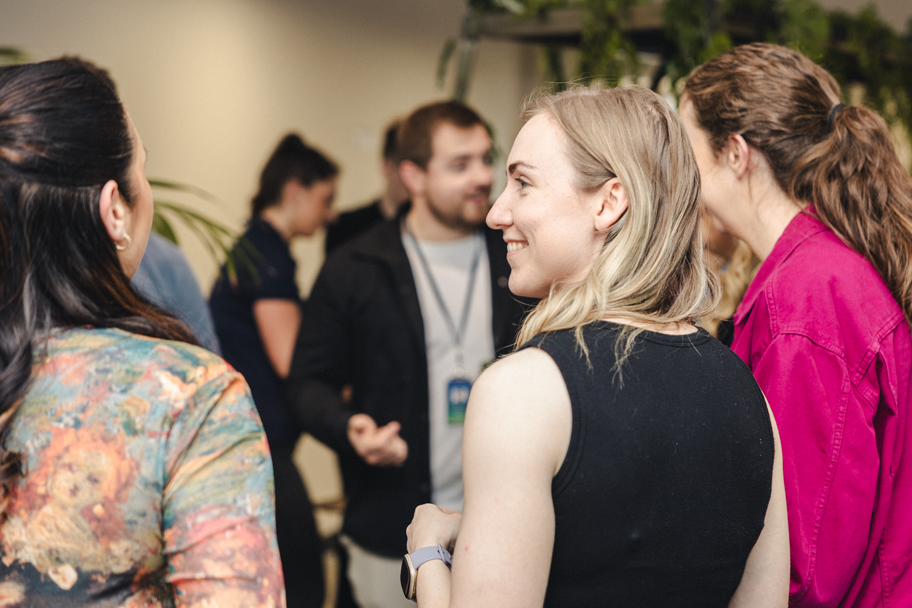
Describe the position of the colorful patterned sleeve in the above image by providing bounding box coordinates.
[159,363,285,608]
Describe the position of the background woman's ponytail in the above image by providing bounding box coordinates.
[685,42,912,323]
[790,105,912,321]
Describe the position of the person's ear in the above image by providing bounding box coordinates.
[98,179,128,242]
[593,177,629,233]
[724,134,752,180]
[281,178,305,204]
[398,160,425,197]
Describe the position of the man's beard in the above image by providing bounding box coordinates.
[426,188,491,234]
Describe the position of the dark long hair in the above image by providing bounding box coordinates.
[250,133,338,217]
[684,43,912,324]
[0,60,197,514]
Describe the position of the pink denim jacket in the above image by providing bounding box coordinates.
[733,210,912,608]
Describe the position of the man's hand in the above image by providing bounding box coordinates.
[347,413,408,466]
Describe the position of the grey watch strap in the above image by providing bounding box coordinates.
[409,544,453,570]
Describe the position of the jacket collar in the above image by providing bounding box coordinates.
[346,202,525,354]
[348,203,412,264]
[734,207,829,325]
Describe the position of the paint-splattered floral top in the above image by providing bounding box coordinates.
[0,327,285,607]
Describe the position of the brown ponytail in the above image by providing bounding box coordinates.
[790,106,912,321]
[685,43,912,323]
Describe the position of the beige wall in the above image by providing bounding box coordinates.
[0,0,537,293]
[3,0,907,289]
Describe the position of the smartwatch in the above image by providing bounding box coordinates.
[400,544,453,602]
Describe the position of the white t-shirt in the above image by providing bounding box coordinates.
[403,230,493,512]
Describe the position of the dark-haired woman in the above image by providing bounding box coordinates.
[682,42,912,607]
[0,61,284,605]
[210,134,338,608]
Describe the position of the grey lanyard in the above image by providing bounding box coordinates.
[404,226,482,375]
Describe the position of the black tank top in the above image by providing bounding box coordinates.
[520,322,773,608]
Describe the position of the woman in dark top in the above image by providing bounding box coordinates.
[404,86,788,607]
[209,134,337,608]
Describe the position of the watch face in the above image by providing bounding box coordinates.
[400,554,415,600]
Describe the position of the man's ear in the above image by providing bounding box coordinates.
[398,160,425,197]
[724,134,752,180]
[98,179,128,242]
[593,177,629,233]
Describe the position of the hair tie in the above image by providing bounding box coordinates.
[828,103,845,126]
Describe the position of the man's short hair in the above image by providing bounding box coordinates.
[382,119,401,161]
[395,101,486,170]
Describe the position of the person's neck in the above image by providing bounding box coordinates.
[259,207,292,242]
[378,192,402,220]
[602,317,698,336]
[405,202,476,242]
[736,186,801,261]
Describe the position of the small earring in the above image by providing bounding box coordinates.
[114,233,132,251]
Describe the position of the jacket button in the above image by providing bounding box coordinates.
[497,276,508,288]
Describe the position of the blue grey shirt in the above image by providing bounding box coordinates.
[133,232,222,354]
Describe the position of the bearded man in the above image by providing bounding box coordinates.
[287,101,530,607]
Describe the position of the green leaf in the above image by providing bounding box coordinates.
[781,0,829,60]
[437,38,458,90]
[151,212,179,245]
[149,178,222,206]
[492,0,528,14]
[0,47,28,65]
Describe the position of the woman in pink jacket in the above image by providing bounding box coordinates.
[681,43,912,607]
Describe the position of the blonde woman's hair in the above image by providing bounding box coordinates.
[703,240,760,338]
[514,86,718,368]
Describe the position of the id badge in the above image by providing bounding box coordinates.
[447,377,472,424]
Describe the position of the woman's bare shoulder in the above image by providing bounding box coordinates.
[467,347,571,475]
[477,347,561,387]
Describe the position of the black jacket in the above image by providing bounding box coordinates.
[287,212,531,556]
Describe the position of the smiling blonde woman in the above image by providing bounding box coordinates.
[403,85,788,608]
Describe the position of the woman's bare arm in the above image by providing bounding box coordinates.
[406,348,572,608]
[729,400,789,607]
[253,299,300,378]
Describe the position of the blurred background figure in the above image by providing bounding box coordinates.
[133,232,222,354]
[0,59,283,606]
[683,42,912,607]
[325,119,409,255]
[700,209,759,347]
[287,100,530,608]
[209,134,338,608]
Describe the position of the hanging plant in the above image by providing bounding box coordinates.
[578,0,641,84]
[824,7,912,135]
[657,0,912,171]
[440,0,645,99]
